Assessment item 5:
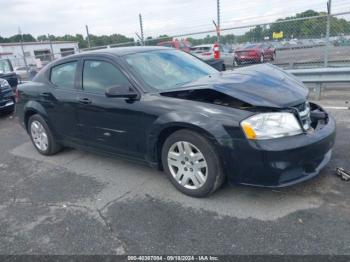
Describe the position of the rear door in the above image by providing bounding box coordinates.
[44,60,81,143]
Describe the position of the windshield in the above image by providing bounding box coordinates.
[0,59,13,74]
[124,50,218,91]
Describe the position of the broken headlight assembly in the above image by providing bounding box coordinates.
[240,112,303,140]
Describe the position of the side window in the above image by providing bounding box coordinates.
[50,61,77,89]
[83,60,130,94]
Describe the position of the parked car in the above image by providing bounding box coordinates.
[15,65,38,81]
[157,40,191,53]
[0,59,18,114]
[0,78,15,114]
[191,44,234,70]
[14,66,29,81]
[0,59,18,90]
[157,41,225,71]
[16,47,335,197]
[234,43,276,65]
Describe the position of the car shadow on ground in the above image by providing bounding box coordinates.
[10,141,340,221]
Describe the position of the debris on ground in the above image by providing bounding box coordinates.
[336,167,350,181]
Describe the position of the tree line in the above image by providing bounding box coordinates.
[1,10,349,48]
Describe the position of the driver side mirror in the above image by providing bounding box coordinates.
[105,84,138,99]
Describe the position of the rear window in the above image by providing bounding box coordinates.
[50,61,77,89]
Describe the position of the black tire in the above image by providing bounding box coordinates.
[222,64,226,71]
[28,114,62,155]
[161,129,225,197]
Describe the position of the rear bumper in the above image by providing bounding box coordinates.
[225,109,336,188]
[235,56,260,63]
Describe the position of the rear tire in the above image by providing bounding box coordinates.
[161,129,225,197]
[28,114,62,155]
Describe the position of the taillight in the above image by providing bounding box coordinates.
[15,88,20,103]
[202,52,212,56]
[213,43,220,59]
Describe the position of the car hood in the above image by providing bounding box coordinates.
[169,64,308,108]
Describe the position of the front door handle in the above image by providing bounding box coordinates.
[78,98,92,104]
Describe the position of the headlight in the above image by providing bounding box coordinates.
[241,112,302,140]
[0,78,10,89]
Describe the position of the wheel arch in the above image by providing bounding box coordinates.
[23,101,49,132]
[148,122,223,170]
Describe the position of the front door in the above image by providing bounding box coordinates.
[76,58,145,158]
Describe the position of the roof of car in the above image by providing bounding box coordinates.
[77,46,170,57]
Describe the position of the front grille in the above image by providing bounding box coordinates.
[293,102,311,130]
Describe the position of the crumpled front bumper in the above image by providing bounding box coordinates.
[226,104,336,187]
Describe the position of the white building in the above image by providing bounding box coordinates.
[0,41,79,68]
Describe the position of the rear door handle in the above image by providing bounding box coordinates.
[78,98,92,104]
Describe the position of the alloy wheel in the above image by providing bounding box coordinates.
[30,120,49,152]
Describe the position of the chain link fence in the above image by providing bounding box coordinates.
[2,9,350,80]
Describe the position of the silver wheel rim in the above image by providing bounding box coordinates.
[30,120,49,152]
[167,141,208,190]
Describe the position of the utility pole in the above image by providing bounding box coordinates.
[217,0,221,44]
[48,34,54,61]
[324,0,332,67]
[18,27,29,75]
[139,14,144,46]
[85,25,91,48]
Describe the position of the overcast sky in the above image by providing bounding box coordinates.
[1,0,349,39]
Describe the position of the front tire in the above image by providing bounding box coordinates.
[28,114,62,155]
[161,130,224,197]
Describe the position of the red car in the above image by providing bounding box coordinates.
[157,40,191,53]
[234,43,276,65]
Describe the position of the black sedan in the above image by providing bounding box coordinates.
[16,47,335,197]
